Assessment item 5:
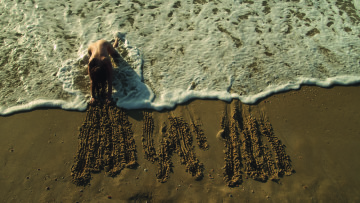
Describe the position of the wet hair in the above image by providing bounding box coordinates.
[89,58,107,96]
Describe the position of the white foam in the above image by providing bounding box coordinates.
[0,96,87,116]
[238,75,360,104]
[354,0,360,10]
[123,75,360,111]
[1,0,360,115]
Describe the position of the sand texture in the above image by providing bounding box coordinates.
[71,103,137,186]
[220,101,293,187]
[1,86,360,202]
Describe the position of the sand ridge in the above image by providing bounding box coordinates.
[141,112,157,163]
[220,101,294,187]
[71,102,137,185]
[191,121,209,150]
[142,112,207,183]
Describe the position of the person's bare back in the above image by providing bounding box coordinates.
[87,38,119,105]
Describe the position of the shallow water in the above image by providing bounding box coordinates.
[0,0,359,115]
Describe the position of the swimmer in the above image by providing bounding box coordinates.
[87,38,120,105]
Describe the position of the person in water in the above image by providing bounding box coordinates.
[87,38,120,105]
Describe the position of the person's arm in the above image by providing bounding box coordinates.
[107,39,121,59]
[88,65,96,104]
[107,71,113,101]
[88,47,92,56]
[105,59,113,101]
[113,38,119,48]
[90,81,96,99]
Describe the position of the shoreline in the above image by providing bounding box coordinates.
[1,79,359,116]
[1,85,360,202]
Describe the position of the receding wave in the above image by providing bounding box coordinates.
[0,0,359,115]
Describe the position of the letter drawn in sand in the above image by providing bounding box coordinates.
[71,103,137,185]
[142,114,207,183]
[220,102,294,187]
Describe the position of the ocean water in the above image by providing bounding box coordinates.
[0,0,359,115]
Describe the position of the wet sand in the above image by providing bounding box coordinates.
[1,85,360,202]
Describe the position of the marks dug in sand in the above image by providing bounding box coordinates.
[71,103,137,186]
[71,102,292,187]
[142,112,157,163]
[166,116,204,181]
[191,121,209,150]
[142,113,207,183]
[220,102,293,187]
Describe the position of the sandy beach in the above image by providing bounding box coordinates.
[1,85,360,202]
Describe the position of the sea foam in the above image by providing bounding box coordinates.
[0,0,360,115]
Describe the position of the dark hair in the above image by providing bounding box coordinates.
[89,58,107,97]
[89,58,107,84]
